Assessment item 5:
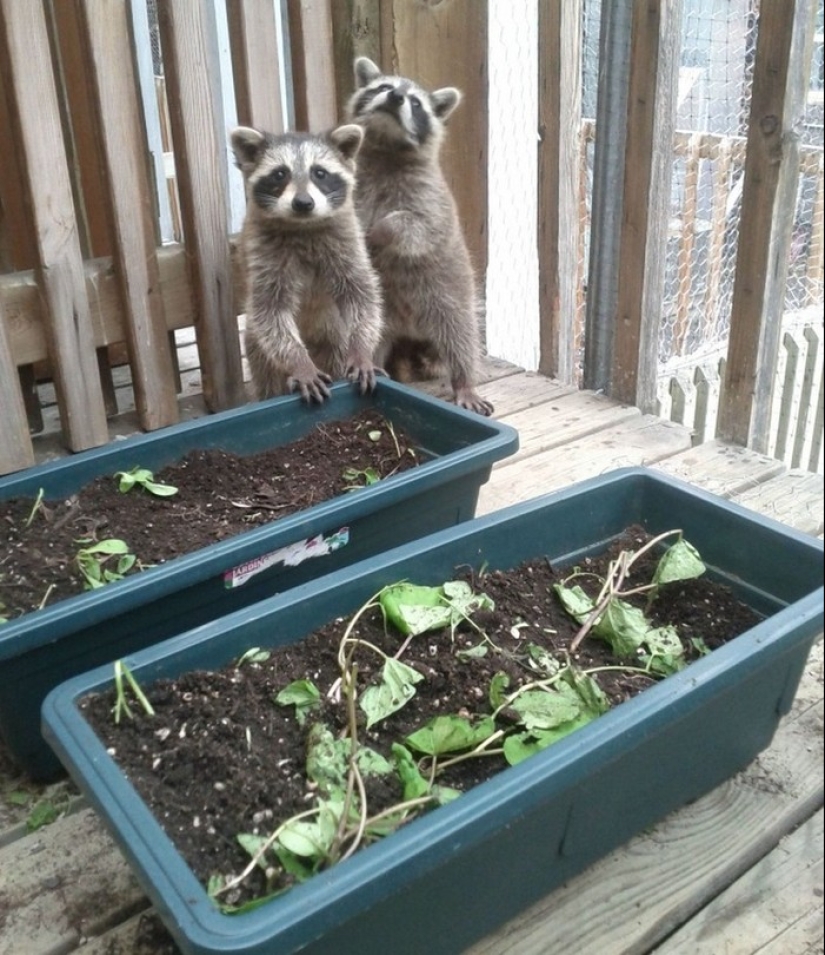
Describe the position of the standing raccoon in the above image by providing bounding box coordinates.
[230,124,383,402]
[345,57,494,417]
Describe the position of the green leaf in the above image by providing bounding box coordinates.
[561,666,611,716]
[592,598,650,656]
[360,657,423,729]
[379,580,494,637]
[489,671,510,709]
[502,710,599,765]
[391,743,430,801]
[509,685,581,732]
[641,625,686,675]
[653,538,705,586]
[405,714,496,756]
[26,800,59,832]
[553,583,596,623]
[275,679,321,719]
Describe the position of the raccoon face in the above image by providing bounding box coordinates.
[230,125,363,223]
[347,57,460,151]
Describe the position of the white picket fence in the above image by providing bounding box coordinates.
[657,307,824,473]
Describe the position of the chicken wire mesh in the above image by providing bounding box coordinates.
[580,0,823,367]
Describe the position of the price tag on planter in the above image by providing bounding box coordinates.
[224,527,350,588]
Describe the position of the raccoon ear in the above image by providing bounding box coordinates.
[431,87,462,122]
[354,56,382,88]
[230,126,266,172]
[329,124,364,162]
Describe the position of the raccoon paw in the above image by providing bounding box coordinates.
[346,361,386,395]
[367,214,401,250]
[455,387,494,417]
[286,363,333,404]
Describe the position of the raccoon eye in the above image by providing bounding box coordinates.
[311,167,327,181]
[272,167,288,182]
[374,83,393,93]
[410,96,422,111]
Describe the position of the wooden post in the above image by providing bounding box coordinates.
[74,0,179,432]
[155,0,246,412]
[0,0,108,452]
[717,0,818,451]
[538,0,582,384]
[286,0,338,130]
[611,0,683,413]
[388,0,488,276]
[0,297,34,474]
[226,0,285,132]
[330,0,384,116]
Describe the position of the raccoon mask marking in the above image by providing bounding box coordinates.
[348,56,460,153]
[231,125,363,224]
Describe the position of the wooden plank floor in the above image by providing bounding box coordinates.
[1,355,822,955]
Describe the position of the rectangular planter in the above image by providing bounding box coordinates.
[1,379,517,780]
[42,468,824,955]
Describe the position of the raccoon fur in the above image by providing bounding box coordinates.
[345,57,494,417]
[230,123,383,402]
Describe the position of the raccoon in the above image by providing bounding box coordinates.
[230,124,383,402]
[345,57,494,417]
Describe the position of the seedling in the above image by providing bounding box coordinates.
[112,659,155,723]
[25,488,46,527]
[342,466,380,490]
[74,538,137,590]
[115,466,178,497]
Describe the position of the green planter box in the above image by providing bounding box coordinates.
[1,380,517,780]
[42,468,823,955]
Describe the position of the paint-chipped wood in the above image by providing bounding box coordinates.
[654,440,786,499]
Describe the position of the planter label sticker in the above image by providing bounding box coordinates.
[224,528,350,589]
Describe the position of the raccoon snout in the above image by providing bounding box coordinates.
[387,89,404,106]
[292,193,315,214]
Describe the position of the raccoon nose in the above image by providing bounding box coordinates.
[387,89,404,106]
[292,193,315,214]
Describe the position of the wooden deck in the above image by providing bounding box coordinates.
[1,353,822,955]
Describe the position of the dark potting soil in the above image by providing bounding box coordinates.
[80,527,762,915]
[0,411,423,620]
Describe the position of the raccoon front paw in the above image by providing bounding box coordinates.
[455,387,494,417]
[286,362,333,404]
[367,214,400,250]
[346,360,386,395]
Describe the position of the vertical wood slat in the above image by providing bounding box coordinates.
[75,0,179,432]
[226,0,285,133]
[329,0,383,117]
[806,153,824,307]
[389,0,489,276]
[155,0,246,413]
[537,0,582,385]
[46,0,112,260]
[717,0,818,451]
[286,0,337,131]
[612,0,683,413]
[0,0,108,452]
[0,298,34,473]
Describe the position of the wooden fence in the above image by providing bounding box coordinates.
[0,0,488,476]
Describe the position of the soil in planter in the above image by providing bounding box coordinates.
[0,411,423,620]
[80,527,762,915]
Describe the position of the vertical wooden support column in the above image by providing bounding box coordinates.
[717,0,817,451]
[0,297,34,473]
[74,0,179,432]
[611,0,683,413]
[156,0,246,412]
[286,0,338,130]
[330,0,384,113]
[226,0,285,132]
[538,0,583,384]
[0,0,108,452]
